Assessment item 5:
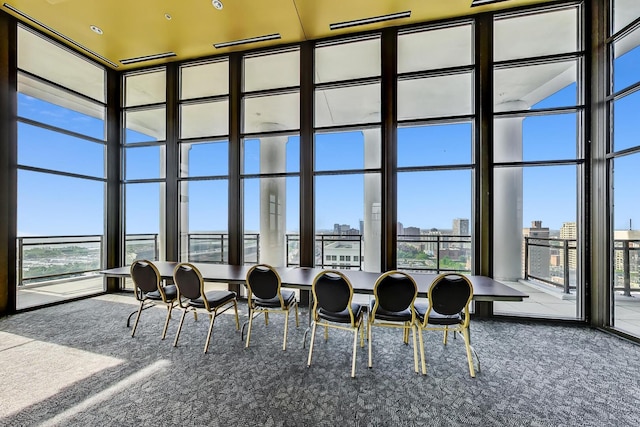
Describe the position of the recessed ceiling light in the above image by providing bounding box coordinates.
[164,13,172,20]
[212,0,223,10]
[90,25,103,35]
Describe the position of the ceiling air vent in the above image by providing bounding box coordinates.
[329,11,411,30]
[119,52,177,65]
[213,33,281,49]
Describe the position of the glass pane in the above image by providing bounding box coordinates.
[522,113,578,161]
[18,76,105,140]
[125,70,166,107]
[315,84,380,128]
[180,100,229,139]
[613,28,640,92]
[613,90,640,152]
[244,177,299,266]
[316,129,380,171]
[316,173,380,272]
[398,123,472,168]
[613,0,640,34]
[180,141,228,177]
[126,182,163,238]
[397,170,472,272]
[18,26,105,102]
[315,38,380,83]
[244,50,300,92]
[243,92,299,133]
[18,123,104,178]
[494,7,578,62]
[243,135,300,175]
[612,154,640,335]
[125,108,166,143]
[494,61,577,111]
[18,170,104,236]
[181,60,229,99]
[398,24,473,73]
[125,146,164,180]
[398,73,473,120]
[180,179,228,263]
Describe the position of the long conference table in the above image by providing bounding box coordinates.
[100,262,528,318]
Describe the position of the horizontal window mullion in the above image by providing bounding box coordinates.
[313,168,381,177]
[314,77,380,91]
[241,172,300,179]
[608,81,640,102]
[314,122,380,134]
[493,51,584,70]
[17,69,106,106]
[398,65,474,81]
[493,106,583,119]
[607,145,640,160]
[178,175,229,182]
[241,129,299,139]
[122,178,165,184]
[398,164,474,173]
[179,94,229,105]
[608,16,640,44]
[242,86,300,98]
[18,117,106,145]
[398,115,474,128]
[123,140,166,148]
[493,159,584,168]
[18,165,106,181]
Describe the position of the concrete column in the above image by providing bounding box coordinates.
[259,136,287,266]
[493,101,527,281]
[179,145,189,261]
[363,130,381,273]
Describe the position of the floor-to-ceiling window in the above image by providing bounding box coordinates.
[492,3,585,320]
[122,68,166,272]
[16,25,106,309]
[178,59,230,263]
[609,0,640,337]
[242,48,300,266]
[396,21,474,274]
[314,36,382,272]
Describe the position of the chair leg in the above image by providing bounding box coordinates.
[443,326,449,345]
[324,324,329,341]
[368,322,373,368]
[351,327,359,378]
[193,311,198,322]
[173,308,188,347]
[307,321,318,367]
[245,308,254,348]
[204,312,216,354]
[412,325,419,373]
[233,300,240,330]
[283,308,289,351]
[418,327,426,375]
[265,312,269,325]
[294,302,299,327]
[462,328,476,378]
[131,301,144,338]
[161,304,172,340]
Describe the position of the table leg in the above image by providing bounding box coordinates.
[474,301,493,318]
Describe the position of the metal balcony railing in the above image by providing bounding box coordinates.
[185,233,260,264]
[397,234,471,274]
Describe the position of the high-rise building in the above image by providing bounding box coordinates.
[404,226,420,236]
[560,222,577,269]
[397,222,404,236]
[523,221,550,279]
[453,218,470,236]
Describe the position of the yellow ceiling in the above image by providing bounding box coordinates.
[1,0,556,70]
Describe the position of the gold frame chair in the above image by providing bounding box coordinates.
[415,273,476,377]
[245,264,299,351]
[368,271,419,373]
[307,270,365,378]
[130,259,177,339]
[172,262,240,353]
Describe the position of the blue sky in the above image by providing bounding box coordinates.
[15,42,640,236]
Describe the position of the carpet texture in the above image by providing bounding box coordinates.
[1,293,639,426]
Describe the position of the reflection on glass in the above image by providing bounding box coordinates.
[180,101,229,139]
[244,49,300,92]
[179,179,228,263]
[494,7,578,62]
[125,70,166,107]
[180,60,229,99]
[613,30,640,93]
[613,0,640,34]
[18,123,105,178]
[126,182,162,238]
[398,123,472,167]
[398,24,472,73]
[398,73,473,120]
[244,177,299,266]
[315,84,380,128]
[613,91,640,152]
[125,146,164,180]
[125,108,166,143]
[243,136,300,175]
[243,92,300,133]
[315,37,380,83]
[180,141,228,177]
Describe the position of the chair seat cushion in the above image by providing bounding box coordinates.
[146,284,177,301]
[253,289,296,308]
[318,303,364,324]
[414,303,463,326]
[190,290,236,309]
[370,299,412,322]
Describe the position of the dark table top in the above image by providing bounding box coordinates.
[101,262,528,302]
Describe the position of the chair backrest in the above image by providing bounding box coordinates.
[246,264,281,302]
[312,270,353,314]
[173,263,205,304]
[428,273,473,316]
[373,271,417,313]
[130,260,162,299]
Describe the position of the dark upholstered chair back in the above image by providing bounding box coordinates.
[131,260,160,294]
[313,271,352,313]
[173,263,204,300]
[374,272,417,312]
[429,274,473,316]
[246,264,280,300]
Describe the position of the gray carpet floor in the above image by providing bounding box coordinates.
[1,293,640,427]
